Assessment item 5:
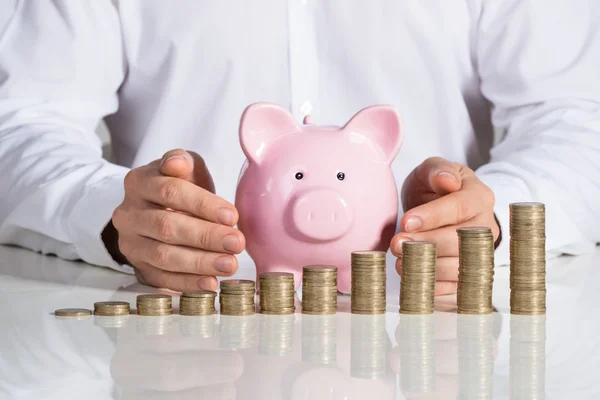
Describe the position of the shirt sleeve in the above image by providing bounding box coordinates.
[0,1,133,274]
[474,0,600,265]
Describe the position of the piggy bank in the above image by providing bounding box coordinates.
[235,103,402,294]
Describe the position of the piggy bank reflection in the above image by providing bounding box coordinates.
[235,103,402,293]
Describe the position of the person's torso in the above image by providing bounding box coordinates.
[104,0,493,207]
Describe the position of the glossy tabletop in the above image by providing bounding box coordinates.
[0,244,599,400]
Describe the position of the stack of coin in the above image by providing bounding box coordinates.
[510,202,546,315]
[351,251,386,315]
[259,272,295,315]
[136,294,173,316]
[179,290,217,316]
[456,227,495,314]
[302,265,338,315]
[219,279,256,316]
[399,241,436,314]
[54,308,91,318]
[94,301,130,316]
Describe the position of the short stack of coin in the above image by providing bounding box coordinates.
[399,241,436,314]
[510,202,546,315]
[180,290,217,316]
[457,227,495,314]
[94,301,130,316]
[136,294,173,316]
[259,272,295,315]
[351,251,387,314]
[302,265,338,315]
[220,279,256,316]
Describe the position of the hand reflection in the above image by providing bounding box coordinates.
[110,314,243,399]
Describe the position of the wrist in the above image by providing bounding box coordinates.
[101,219,130,265]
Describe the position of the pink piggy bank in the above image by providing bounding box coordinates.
[235,103,403,294]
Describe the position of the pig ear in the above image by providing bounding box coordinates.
[239,102,300,164]
[343,105,403,164]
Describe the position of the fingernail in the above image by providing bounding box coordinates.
[215,255,233,274]
[222,234,241,253]
[218,208,236,226]
[404,216,423,232]
[161,155,185,165]
[437,171,457,181]
[393,237,412,254]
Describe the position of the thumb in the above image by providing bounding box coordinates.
[418,157,462,195]
[159,149,216,193]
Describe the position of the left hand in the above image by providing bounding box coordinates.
[391,157,500,296]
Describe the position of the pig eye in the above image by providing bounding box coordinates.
[295,172,304,180]
[337,172,345,181]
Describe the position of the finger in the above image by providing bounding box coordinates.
[392,226,458,257]
[435,281,458,296]
[128,207,245,253]
[135,261,218,291]
[139,174,238,226]
[401,178,494,232]
[395,257,458,281]
[159,149,216,193]
[122,235,238,276]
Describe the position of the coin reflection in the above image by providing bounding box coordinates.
[302,314,337,365]
[136,315,173,336]
[94,314,129,329]
[258,313,295,356]
[510,315,546,400]
[219,314,257,349]
[457,314,494,399]
[179,314,217,338]
[397,314,435,393]
[350,314,389,379]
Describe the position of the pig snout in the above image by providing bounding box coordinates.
[290,189,353,241]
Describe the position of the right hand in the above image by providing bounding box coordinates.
[112,149,245,291]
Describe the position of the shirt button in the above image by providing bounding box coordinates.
[300,101,313,114]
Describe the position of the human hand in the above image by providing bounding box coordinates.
[391,157,500,295]
[111,149,245,291]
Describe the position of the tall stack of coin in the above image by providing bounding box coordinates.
[351,251,386,315]
[456,227,495,315]
[510,202,546,315]
[179,290,217,316]
[94,301,130,316]
[302,265,337,314]
[259,272,295,315]
[399,241,436,314]
[457,314,494,399]
[136,294,173,316]
[219,279,256,316]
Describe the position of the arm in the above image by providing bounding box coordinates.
[0,1,131,272]
[474,0,600,264]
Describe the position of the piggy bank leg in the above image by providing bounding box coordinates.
[337,264,351,295]
[255,265,302,293]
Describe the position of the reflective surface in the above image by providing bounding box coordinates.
[0,245,599,399]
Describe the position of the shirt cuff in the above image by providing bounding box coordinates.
[68,165,134,275]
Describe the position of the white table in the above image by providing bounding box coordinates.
[0,244,598,399]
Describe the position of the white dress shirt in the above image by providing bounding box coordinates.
[0,0,599,275]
